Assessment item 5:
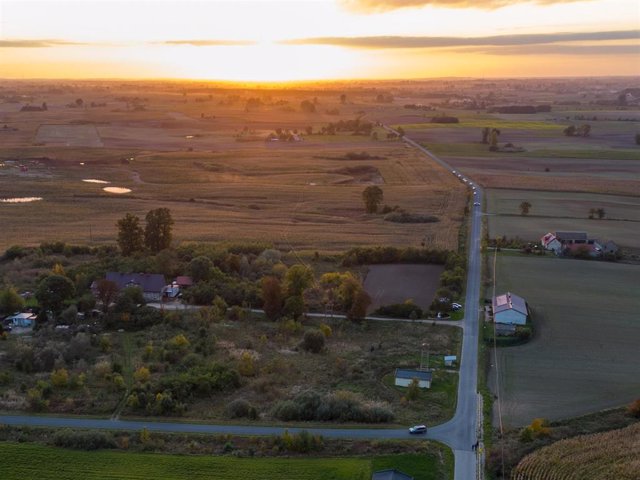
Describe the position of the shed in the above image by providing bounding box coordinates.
[372,469,414,480]
[495,323,516,336]
[394,369,432,389]
[492,292,528,325]
[444,355,457,367]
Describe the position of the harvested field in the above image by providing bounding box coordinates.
[364,264,444,312]
[488,255,640,427]
[485,189,640,249]
[512,423,640,480]
[35,124,103,147]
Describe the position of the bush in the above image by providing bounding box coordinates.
[627,398,640,418]
[52,429,116,450]
[51,368,69,388]
[225,398,258,419]
[301,330,325,353]
[374,301,423,319]
[383,212,439,223]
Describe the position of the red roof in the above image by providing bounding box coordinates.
[175,276,193,287]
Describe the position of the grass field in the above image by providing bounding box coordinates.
[511,422,640,480]
[487,255,640,427]
[485,189,640,249]
[0,442,451,480]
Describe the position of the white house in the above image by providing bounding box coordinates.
[492,292,528,325]
[394,369,432,389]
[6,312,36,328]
[541,232,562,254]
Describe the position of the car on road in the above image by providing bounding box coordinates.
[452,303,463,310]
[409,425,427,434]
[474,202,480,206]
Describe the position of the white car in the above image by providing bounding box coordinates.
[474,202,481,206]
[452,302,463,310]
[409,425,427,434]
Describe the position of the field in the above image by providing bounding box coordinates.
[0,442,450,480]
[364,264,444,311]
[0,81,467,253]
[511,422,640,480]
[487,255,640,426]
[485,189,640,249]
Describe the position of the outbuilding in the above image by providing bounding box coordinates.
[6,312,36,328]
[394,369,432,389]
[492,292,528,325]
[444,355,457,367]
[372,469,414,480]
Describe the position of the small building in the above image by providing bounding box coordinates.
[444,355,457,367]
[372,470,414,480]
[492,292,528,325]
[541,232,562,254]
[6,312,36,328]
[394,369,432,389]
[555,231,588,244]
[602,241,619,255]
[174,276,193,288]
[102,272,166,302]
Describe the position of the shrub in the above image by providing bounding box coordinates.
[319,323,332,337]
[301,330,325,353]
[627,398,640,418]
[374,301,423,319]
[50,368,69,388]
[134,366,151,383]
[226,398,258,419]
[52,429,116,450]
[238,351,256,377]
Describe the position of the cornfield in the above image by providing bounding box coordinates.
[512,423,640,480]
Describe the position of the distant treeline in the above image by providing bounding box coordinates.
[488,105,551,114]
[342,246,454,266]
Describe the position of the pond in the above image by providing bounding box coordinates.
[0,197,43,203]
[103,187,132,194]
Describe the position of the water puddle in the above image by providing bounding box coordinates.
[83,179,110,184]
[103,187,132,194]
[0,197,43,203]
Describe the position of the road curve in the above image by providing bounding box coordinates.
[0,132,484,479]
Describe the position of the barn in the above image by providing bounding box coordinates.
[492,292,528,325]
[394,369,432,389]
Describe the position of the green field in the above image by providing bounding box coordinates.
[486,189,640,249]
[488,255,640,426]
[0,443,449,480]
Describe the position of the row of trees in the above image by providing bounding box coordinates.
[117,208,174,256]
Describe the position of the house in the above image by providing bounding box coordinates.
[394,369,432,389]
[6,312,36,328]
[541,232,562,254]
[602,241,619,255]
[555,231,588,243]
[372,469,414,480]
[101,272,166,302]
[444,355,457,367]
[174,276,193,288]
[492,292,528,325]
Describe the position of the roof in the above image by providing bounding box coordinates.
[174,275,193,287]
[6,312,36,320]
[105,272,166,293]
[493,292,527,316]
[555,231,588,242]
[395,369,432,382]
[495,323,517,334]
[444,355,457,361]
[541,232,557,245]
[372,469,414,480]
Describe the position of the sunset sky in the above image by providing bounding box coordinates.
[0,0,638,81]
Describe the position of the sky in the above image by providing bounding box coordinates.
[0,0,639,81]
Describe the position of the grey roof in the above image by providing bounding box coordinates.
[493,292,527,316]
[395,369,432,381]
[495,323,517,335]
[372,469,414,480]
[105,272,166,293]
[555,231,588,241]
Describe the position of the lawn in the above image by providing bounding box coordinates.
[485,189,640,249]
[0,442,451,480]
[487,255,640,427]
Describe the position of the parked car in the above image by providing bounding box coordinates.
[451,303,463,311]
[409,425,427,434]
[474,202,481,206]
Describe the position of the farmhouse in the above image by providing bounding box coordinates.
[492,292,528,325]
[541,231,603,257]
[372,469,414,480]
[540,232,562,254]
[394,369,432,389]
[97,272,166,302]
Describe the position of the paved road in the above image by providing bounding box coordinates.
[0,133,484,479]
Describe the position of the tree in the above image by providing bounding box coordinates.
[563,125,576,136]
[596,208,605,219]
[340,94,346,104]
[189,256,213,282]
[116,213,144,256]
[362,186,384,214]
[36,275,75,316]
[301,330,325,353]
[261,276,283,320]
[348,288,371,320]
[0,286,25,314]
[300,100,316,113]
[405,378,420,401]
[489,128,500,151]
[75,98,83,107]
[396,126,405,138]
[284,264,313,297]
[579,124,591,137]
[481,127,490,144]
[519,201,532,216]
[588,208,596,219]
[95,279,118,313]
[144,208,174,253]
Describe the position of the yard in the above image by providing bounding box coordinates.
[487,254,640,427]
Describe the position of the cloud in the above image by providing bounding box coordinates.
[339,0,587,12]
[161,39,255,47]
[283,30,640,49]
[475,44,640,55]
[0,39,84,48]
